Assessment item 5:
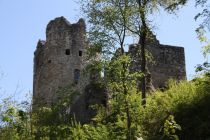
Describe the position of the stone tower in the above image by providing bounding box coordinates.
[129,33,186,89]
[33,17,88,107]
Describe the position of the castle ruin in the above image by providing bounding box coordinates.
[129,34,186,89]
[33,17,88,107]
[33,17,186,122]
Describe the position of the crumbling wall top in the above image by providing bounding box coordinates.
[46,17,85,32]
[45,17,86,42]
[34,40,45,55]
[46,16,71,32]
[159,44,184,50]
[37,40,46,47]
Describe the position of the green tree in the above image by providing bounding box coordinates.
[0,97,33,140]
[80,0,187,106]
[80,1,137,139]
[124,0,187,106]
[79,1,187,138]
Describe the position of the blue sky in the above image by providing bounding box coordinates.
[0,0,205,101]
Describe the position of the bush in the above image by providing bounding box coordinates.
[0,74,210,139]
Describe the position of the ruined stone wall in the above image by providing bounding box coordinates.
[129,35,186,89]
[33,17,88,106]
[33,17,186,122]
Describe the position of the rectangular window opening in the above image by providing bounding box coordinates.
[79,51,82,56]
[66,49,70,55]
[74,69,80,84]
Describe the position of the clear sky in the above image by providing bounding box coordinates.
[0,0,205,101]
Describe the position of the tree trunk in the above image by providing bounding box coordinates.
[122,58,131,140]
[139,33,146,107]
[125,100,131,140]
[137,0,147,107]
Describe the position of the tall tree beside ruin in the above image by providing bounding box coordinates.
[80,1,135,138]
[126,0,187,106]
[80,0,187,106]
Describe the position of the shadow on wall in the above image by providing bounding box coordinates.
[70,82,108,124]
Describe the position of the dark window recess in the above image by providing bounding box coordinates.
[65,49,70,55]
[48,60,51,63]
[74,69,80,84]
[79,51,82,56]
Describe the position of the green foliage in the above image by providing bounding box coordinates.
[0,74,210,139]
[194,0,210,59]
[163,115,181,140]
[195,26,210,58]
[0,98,33,140]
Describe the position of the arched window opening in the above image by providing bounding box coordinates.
[74,69,80,84]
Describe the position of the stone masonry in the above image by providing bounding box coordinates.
[129,33,186,89]
[33,17,88,107]
[33,17,186,122]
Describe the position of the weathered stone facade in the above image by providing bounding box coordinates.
[33,17,88,106]
[129,34,186,89]
[33,17,108,123]
[33,17,186,122]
